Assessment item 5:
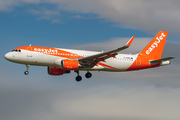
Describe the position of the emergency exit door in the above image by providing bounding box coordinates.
[27,47,32,57]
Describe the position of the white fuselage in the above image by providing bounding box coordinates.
[5,48,138,72]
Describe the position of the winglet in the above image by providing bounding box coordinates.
[126,36,135,46]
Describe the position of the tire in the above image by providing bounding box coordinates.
[24,71,29,75]
[76,76,82,82]
[85,72,92,78]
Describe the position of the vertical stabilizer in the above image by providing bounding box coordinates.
[139,31,168,60]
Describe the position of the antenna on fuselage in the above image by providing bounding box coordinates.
[29,44,31,46]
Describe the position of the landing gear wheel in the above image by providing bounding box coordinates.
[24,71,29,75]
[74,70,82,82]
[76,76,82,82]
[85,72,92,78]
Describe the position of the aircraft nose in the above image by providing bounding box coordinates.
[4,52,12,61]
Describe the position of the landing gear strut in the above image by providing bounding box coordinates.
[24,65,29,75]
[74,70,82,82]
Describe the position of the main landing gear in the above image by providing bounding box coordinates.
[85,72,92,78]
[74,70,92,82]
[24,65,29,75]
[74,70,82,82]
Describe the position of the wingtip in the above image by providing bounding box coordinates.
[126,35,135,46]
[170,56,175,59]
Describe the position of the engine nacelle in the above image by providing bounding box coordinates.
[47,67,64,76]
[61,59,79,70]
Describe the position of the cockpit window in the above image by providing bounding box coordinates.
[12,49,21,52]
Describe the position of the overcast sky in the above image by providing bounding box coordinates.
[0,0,180,120]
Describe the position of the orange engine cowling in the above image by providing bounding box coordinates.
[47,67,64,76]
[61,59,79,70]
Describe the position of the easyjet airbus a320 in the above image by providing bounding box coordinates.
[5,31,174,81]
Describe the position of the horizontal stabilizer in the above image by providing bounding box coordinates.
[150,57,175,65]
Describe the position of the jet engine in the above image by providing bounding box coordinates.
[61,59,79,70]
[48,67,70,76]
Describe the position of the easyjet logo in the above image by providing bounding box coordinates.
[146,33,166,55]
[34,48,58,54]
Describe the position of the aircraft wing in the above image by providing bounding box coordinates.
[78,36,135,67]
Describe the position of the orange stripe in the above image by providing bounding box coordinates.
[98,63,118,70]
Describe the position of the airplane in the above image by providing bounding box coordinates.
[5,31,175,82]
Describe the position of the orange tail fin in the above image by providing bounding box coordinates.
[139,31,168,60]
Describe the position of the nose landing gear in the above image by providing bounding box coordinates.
[24,65,29,75]
[24,71,29,75]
